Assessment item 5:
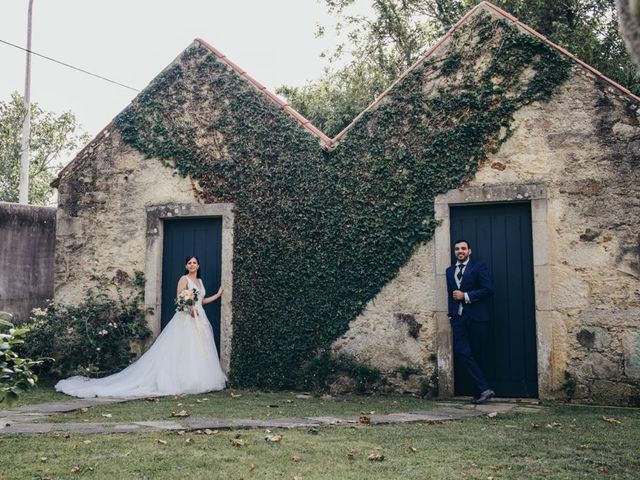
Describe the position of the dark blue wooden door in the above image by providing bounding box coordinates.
[161,218,223,355]
[450,202,538,397]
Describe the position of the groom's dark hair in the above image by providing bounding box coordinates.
[184,255,202,278]
[454,239,471,249]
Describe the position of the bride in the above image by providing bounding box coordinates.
[55,256,227,397]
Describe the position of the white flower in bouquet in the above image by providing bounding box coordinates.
[176,287,199,314]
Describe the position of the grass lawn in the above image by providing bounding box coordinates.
[32,388,436,424]
[1,404,639,479]
[5,377,69,408]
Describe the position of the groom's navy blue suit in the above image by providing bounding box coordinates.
[446,258,493,395]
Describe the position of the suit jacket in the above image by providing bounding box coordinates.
[446,258,493,321]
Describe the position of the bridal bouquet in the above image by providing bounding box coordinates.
[175,288,199,314]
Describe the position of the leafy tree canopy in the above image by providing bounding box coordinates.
[278,0,638,137]
[0,92,89,205]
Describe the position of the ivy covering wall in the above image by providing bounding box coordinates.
[115,12,571,388]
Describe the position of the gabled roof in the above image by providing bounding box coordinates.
[54,1,640,186]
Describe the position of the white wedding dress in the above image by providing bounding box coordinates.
[55,276,227,398]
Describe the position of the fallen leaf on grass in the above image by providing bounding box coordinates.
[40,457,48,462]
[170,410,190,418]
[185,438,194,444]
[531,423,540,428]
[367,453,385,462]
[101,413,112,418]
[82,440,92,445]
[71,466,81,473]
[154,439,167,445]
[292,454,301,462]
[249,463,256,472]
[407,446,417,453]
[265,434,283,442]
[580,444,589,450]
[487,412,498,418]
[79,407,89,413]
[296,394,311,399]
[602,416,621,424]
[285,399,294,404]
[358,415,371,425]
[546,422,562,429]
[230,392,242,398]
[293,476,302,480]
[230,438,246,447]
[176,430,185,436]
[346,450,355,460]
[202,429,218,435]
[597,465,610,473]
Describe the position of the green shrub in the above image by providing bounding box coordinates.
[0,315,41,404]
[21,271,152,378]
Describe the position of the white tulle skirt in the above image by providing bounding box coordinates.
[55,306,227,398]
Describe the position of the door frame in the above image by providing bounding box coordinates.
[434,184,552,399]
[144,202,234,374]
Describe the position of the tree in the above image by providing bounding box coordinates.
[0,92,89,205]
[278,0,639,137]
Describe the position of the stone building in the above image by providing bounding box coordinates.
[52,2,640,404]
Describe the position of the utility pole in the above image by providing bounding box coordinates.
[18,0,34,204]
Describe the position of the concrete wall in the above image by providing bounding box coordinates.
[0,202,56,323]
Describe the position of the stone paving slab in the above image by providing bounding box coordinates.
[0,401,541,435]
[0,397,135,418]
[134,420,184,430]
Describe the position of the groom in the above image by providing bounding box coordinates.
[446,239,495,404]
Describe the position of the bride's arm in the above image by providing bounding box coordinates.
[202,286,224,305]
[176,276,188,296]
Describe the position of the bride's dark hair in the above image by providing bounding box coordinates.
[184,255,202,278]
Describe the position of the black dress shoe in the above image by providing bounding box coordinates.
[472,389,495,404]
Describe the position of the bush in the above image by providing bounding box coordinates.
[0,315,41,404]
[21,271,152,378]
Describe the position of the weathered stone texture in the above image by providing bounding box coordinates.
[332,242,438,392]
[54,28,640,404]
[332,69,640,404]
[55,128,197,305]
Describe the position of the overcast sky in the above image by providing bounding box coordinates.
[0,0,372,141]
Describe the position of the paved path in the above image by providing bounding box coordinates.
[0,398,542,435]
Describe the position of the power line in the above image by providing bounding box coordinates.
[0,38,141,92]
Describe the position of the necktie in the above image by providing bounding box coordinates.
[456,263,464,281]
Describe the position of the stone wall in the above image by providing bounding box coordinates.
[54,17,640,404]
[54,127,196,306]
[53,128,236,373]
[0,202,56,323]
[332,66,640,404]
